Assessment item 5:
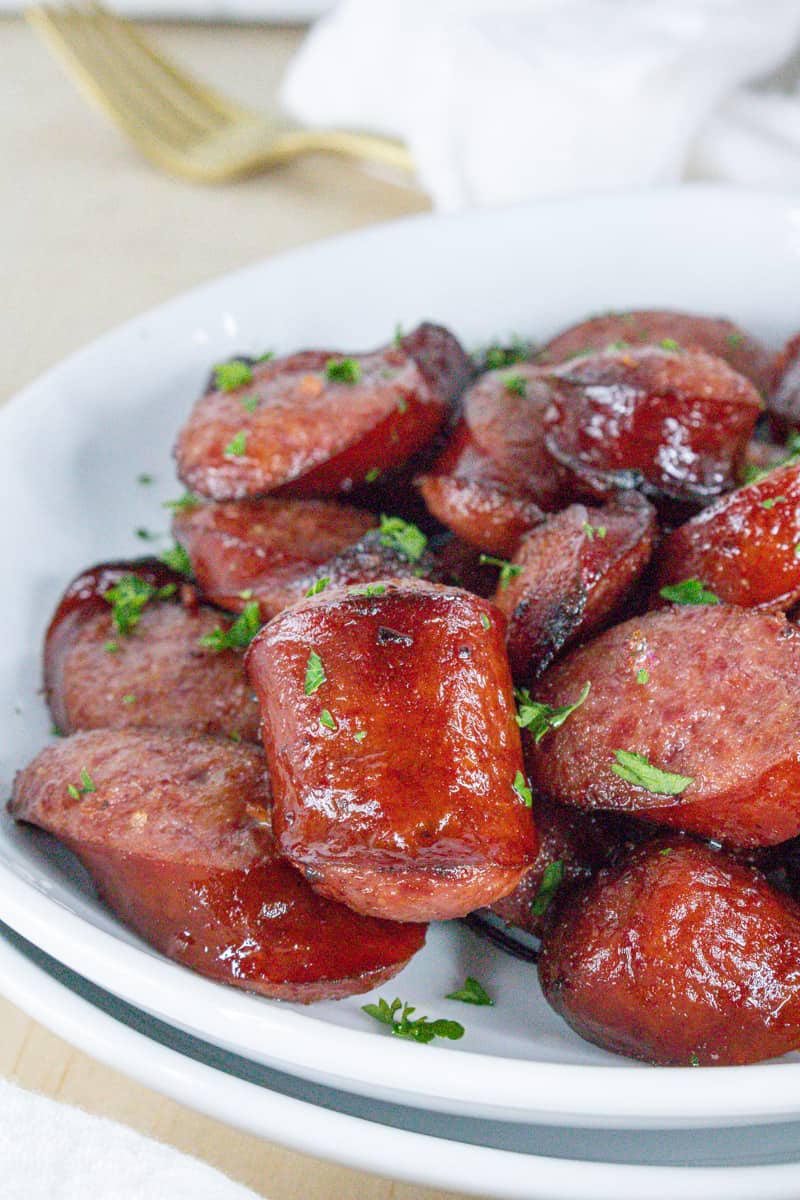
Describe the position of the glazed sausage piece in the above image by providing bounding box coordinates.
[542,347,762,512]
[174,323,472,501]
[172,497,377,617]
[9,731,426,1002]
[44,560,261,742]
[539,309,772,394]
[525,605,800,848]
[247,579,538,922]
[767,331,800,438]
[494,492,657,683]
[652,461,800,612]
[539,837,800,1066]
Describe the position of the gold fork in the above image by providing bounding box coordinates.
[25,4,415,183]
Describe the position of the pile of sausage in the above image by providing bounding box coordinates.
[12,311,800,1066]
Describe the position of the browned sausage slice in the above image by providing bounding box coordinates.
[44,560,261,742]
[525,605,800,848]
[539,837,800,1065]
[247,579,538,921]
[174,323,471,500]
[542,347,762,511]
[9,730,426,1002]
[494,492,657,682]
[652,461,800,611]
[539,309,772,393]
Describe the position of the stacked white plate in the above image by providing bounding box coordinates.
[4,188,800,1199]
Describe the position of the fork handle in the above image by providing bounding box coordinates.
[269,128,415,174]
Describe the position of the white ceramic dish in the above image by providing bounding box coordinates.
[4,187,800,1131]
[11,919,800,1200]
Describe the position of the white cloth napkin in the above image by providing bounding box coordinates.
[281,0,800,210]
[0,1080,260,1200]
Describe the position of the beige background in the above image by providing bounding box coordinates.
[0,16,481,1199]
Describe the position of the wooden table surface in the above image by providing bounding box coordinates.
[0,16,478,1198]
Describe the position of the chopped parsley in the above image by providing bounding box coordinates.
[660,337,681,352]
[512,769,533,808]
[239,589,254,600]
[305,577,330,598]
[636,668,650,685]
[393,323,404,348]
[743,431,800,484]
[362,997,464,1045]
[199,601,262,652]
[659,578,720,606]
[103,640,120,654]
[159,543,193,577]
[504,374,527,397]
[726,333,745,349]
[515,681,590,742]
[761,496,786,509]
[137,473,154,485]
[135,528,160,542]
[478,554,522,589]
[531,860,564,917]
[445,976,494,1006]
[104,575,174,635]
[611,750,693,795]
[224,431,247,457]
[214,360,253,392]
[351,583,386,597]
[480,612,491,630]
[240,394,259,413]
[353,730,367,743]
[256,350,274,363]
[364,466,381,483]
[582,522,607,540]
[163,492,201,513]
[51,724,63,737]
[689,1052,701,1067]
[326,357,362,384]
[379,515,427,562]
[304,649,326,695]
[121,694,136,705]
[319,709,337,730]
[397,396,408,413]
[67,769,96,801]
[484,337,530,370]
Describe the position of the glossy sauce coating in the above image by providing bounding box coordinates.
[539,837,800,1065]
[9,730,426,1001]
[495,492,657,682]
[44,559,261,742]
[653,462,800,611]
[542,347,762,510]
[174,323,471,500]
[526,606,800,847]
[247,579,538,921]
[539,309,772,393]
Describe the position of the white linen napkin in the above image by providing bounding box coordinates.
[281,0,800,210]
[0,1079,260,1200]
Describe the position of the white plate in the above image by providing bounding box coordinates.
[4,187,800,1131]
[11,919,800,1200]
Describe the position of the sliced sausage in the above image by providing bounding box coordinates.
[542,347,762,512]
[539,837,800,1066]
[494,492,657,682]
[9,730,426,1002]
[247,579,538,922]
[44,560,261,742]
[652,461,800,611]
[539,309,771,394]
[174,323,471,501]
[525,605,800,848]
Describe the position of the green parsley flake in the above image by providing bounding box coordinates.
[230,731,241,743]
[350,583,386,597]
[67,769,96,801]
[214,360,253,392]
[326,357,362,384]
[761,496,787,509]
[304,649,326,695]
[163,492,201,513]
[659,578,720,606]
[67,785,79,800]
[159,543,193,577]
[582,522,607,540]
[303,577,330,599]
[137,473,154,485]
[104,575,173,636]
[531,860,564,917]
[515,682,590,742]
[393,323,404,348]
[121,694,136,705]
[445,976,494,1006]
[199,601,262,652]
[319,709,337,730]
[361,997,465,1045]
[636,668,650,685]
[104,640,120,654]
[512,769,533,808]
[726,333,745,349]
[689,1052,701,1067]
[483,337,530,370]
[135,528,160,541]
[660,337,681,352]
[504,373,527,397]
[353,730,367,743]
[256,350,274,363]
[364,466,381,483]
[397,396,408,413]
[51,724,63,738]
[240,394,259,413]
[224,431,247,457]
[478,554,522,589]
[480,612,491,630]
[239,589,254,600]
[379,515,427,562]
[611,750,693,795]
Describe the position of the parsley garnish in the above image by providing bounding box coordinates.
[504,373,527,397]
[689,1052,701,1067]
[379,515,427,562]
[240,394,259,413]
[121,694,136,705]
[531,860,564,917]
[319,709,337,730]
[659,578,720,606]
[582,522,607,540]
[163,492,201,513]
[660,337,680,352]
[761,496,786,509]
[239,589,254,600]
[350,583,386,597]
[51,724,63,737]
[137,473,154,485]
[224,431,247,457]
[484,337,530,370]
[480,612,491,630]
[393,323,404,348]
[742,431,800,484]
[305,577,330,598]
[67,769,96,801]
[159,543,193,577]
[214,360,253,392]
[726,333,744,349]
[256,350,274,363]
[304,650,326,695]
[512,770,533,807]
[353,730,367,743]
[326,357,362,384]
[104,575,174,635]
[199,601,261,652]
[515,682,590,742]
[362,997,464,1045]
[636,668,649,685]
[479,554,522,589]
[611,750,693,795]
[445,976,494,1006]
[104,640,119,654]
[364,466,381,483]
[135,528,160,541]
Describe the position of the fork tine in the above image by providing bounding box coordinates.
[86,4,230,135]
